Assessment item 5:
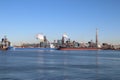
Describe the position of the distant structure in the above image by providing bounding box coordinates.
[36,33,55,48]
[96,28,98,48]
[62,33,69,46]
[62,36,64,45]
[36,34,47,47]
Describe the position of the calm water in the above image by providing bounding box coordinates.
[0,48,120,80]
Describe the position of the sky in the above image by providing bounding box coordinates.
[0,0,120,45]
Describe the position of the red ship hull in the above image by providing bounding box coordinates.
[58,47,101,50]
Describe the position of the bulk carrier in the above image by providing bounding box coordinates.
[58,47,100,50]
[58,29,101,50]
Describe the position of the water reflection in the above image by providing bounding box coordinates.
[63,52,69,80]
[34,50,101,80]
[95,51,99,80]
[0,50,120,80]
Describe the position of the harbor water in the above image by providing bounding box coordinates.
[0,48,120,80]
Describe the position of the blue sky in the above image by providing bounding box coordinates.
[0,0,120,45]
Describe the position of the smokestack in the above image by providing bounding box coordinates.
[96,28,98,48]
[62,36,64,45]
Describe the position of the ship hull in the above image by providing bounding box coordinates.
[38,48,57,50]
[0,48,8,50]
[58,47,100,50]
[14,48,57,51]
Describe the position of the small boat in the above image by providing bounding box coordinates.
[0,36,12,51]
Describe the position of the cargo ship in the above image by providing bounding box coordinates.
[57,29,101,51]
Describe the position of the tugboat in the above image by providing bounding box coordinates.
[0,36,11,50]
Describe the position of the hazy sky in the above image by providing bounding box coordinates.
[0,0,120,45]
